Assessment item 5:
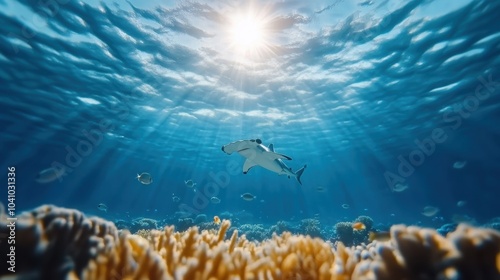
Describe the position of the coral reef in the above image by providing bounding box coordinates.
[130,217,158,232]
[437,223,459,236]
[174,211,193,219]
[177,217,194,232]
[356,224,500,279]
[134,229,152,239]
[354,215,374,231]
[2,205,500,280]
[335,221,354,246]
[353,216,373,244]
[269,220,291,235]
[334,216,375,246]
[197,221,219,231]
[114,219,131,230]
[219,211,233,220]
[0,205,118,279]
[300,218,322,238]
[238,223,269,241]
[486,223,500,231]
[194,214,208,224]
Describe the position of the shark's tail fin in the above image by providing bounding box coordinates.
[295,165,307,185]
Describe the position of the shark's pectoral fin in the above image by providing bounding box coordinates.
[243,159,258,174]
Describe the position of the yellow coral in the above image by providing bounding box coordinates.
[3,205,500,280]
[497,252,500,273]
[134,229,152,240]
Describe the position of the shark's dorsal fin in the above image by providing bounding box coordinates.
[242,159,258,174]
[268,144,274,152]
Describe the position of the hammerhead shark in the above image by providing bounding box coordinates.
[221,139,306,185]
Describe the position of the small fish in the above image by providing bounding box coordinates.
[137,173,153,185]
[341,203,350,209]
[241,193,256,201]
[213,216,221,225]
[97,203,108,212]
[369,231,391,242]
[36,167,66,184]
[172,196,181,203]
[352,222,366,231]
[391,183,408,192]
[315,186,326,192]
[185,179,196,188]
[421,206,439,217]
[260,199,265,203]
[453,161,467,169]
[210,196,221,204]
[457,200,467,207]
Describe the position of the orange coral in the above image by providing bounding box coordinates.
[497,252,500,273]
[2,205,500,280]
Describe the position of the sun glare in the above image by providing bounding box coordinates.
[229,14,267,56]
[233,18,262,47]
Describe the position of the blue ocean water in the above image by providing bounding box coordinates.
[1,0,499,236]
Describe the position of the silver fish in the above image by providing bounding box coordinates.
[137,173,153,185]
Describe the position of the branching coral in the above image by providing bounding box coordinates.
[82,232,168,280]
[352,224,500,279]
[447,224,500,279]
[2,205,500,280]
[134,229,152,239]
